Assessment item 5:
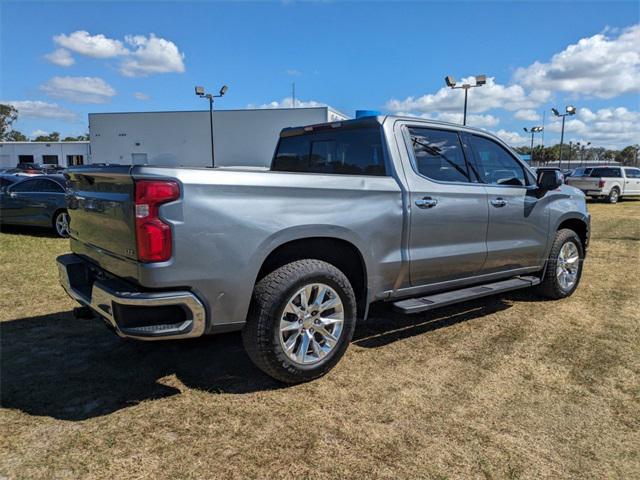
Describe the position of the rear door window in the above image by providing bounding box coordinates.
[408,127,473,183]
[11,179,39,192]
[272,127,387,176]
[624,168,640,178]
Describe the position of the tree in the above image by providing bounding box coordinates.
[62,133,90,141]
[0,104,19,140]
[5,130,28,141]
[33,131,60,142]
[615,146,639,166]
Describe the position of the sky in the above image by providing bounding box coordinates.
[1,0,638,149]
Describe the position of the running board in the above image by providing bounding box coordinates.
[393,276,540,314]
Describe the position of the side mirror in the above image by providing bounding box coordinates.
[537,169,563,190]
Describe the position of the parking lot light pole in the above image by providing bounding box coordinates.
[551,106,576,168]
[445,75,487,126]
[523,126,543,164]
[195,85,229,167]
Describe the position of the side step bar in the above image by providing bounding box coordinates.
[393,275,541,314]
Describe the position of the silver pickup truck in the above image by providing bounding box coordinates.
[565,165,640,203]
[57,116,590,383]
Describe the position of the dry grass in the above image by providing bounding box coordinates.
[1,201,639,479]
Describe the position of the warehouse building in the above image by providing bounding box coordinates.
[89,106,348,168]
[0,141,89,169]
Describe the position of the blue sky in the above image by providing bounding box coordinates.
[1,1,638,148]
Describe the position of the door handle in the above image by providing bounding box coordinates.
[9,192,17,199]
[415,197,438,209]
[490,197,507,207]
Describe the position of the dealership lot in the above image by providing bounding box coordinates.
[1,201,638,479]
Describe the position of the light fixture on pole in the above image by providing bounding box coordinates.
[523,126,543,164]
[551,105,576,169]
[444,74,487,126]
[195,84,229,167]
[576,141,591,167]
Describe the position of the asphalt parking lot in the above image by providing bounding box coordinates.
[1,200,639,479]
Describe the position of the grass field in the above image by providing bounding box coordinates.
[1,201,639,479]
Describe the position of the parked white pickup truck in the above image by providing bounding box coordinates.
[565,166,640,203]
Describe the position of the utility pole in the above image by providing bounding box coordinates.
[292,82,296,108]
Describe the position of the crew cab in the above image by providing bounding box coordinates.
[565,166,640,203]
[57,116,590,383]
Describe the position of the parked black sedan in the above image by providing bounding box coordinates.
[0,174,70,237]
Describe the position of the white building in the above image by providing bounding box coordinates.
[0,141,90,168]
[89,107,348,168]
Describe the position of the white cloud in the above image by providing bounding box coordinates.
[2,100,78,121]
[53,30,128,58]
[546,107,639,149]
[514,109,541,122]
[119,34,185,77]
[248,97,327,109]
[492,129,529,147]
[49,30,185,77]
[40,76,117,104]
[286,69,302,76]
[387,77,551,114]
[44,48,75,67]
[514,24,640,99]
[30,129,50,138]
[133,92,151,101]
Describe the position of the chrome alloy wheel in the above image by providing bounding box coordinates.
[279,283,344,365]
[556,241,579,291]
[55,212,70,237]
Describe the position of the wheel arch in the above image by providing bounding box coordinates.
[555,215,589,253]
[255,236,369,319]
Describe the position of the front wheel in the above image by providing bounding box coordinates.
[242,259,357,384]
[537,229,584,299]
[53,210,70,238]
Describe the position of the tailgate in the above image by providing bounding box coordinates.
[66,166,138,261]
[566,177,599,190]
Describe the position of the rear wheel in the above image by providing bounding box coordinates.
[537,229,584,299]
[53,210,70,238]
[242,259,356,384]
[606,187,620,204]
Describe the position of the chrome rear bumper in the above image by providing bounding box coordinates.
[57,253,206,341]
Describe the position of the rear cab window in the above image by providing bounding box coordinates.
[272,126,387,176]
[590,168,621,178]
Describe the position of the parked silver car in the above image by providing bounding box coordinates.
[57,116,590,383]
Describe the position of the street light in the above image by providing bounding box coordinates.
[576,141,591,167]
[195,84,228,167]
[444,74,487,126]
[551,105,576,168]
[523,126,543,164]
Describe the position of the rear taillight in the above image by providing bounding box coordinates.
[598,179,605,188]
[134,180,180,262]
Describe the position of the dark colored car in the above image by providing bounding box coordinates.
[0,174,70,237]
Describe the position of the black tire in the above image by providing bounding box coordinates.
[242,259,357,384]
[53,210,70,238]
[606,187,620,204]
[537,229,584,299]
